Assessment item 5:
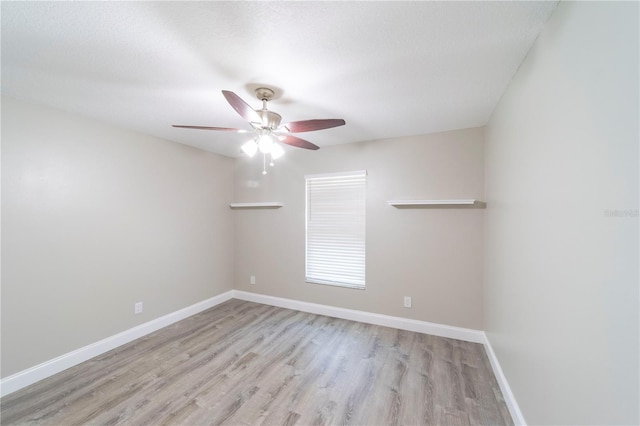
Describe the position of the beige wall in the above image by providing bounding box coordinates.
[1,97,235,377]
[234,128,485,329]
[485,2,639,424]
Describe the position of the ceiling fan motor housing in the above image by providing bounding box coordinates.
[254,110,282,129]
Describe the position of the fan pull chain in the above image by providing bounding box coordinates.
[262,153,267,175]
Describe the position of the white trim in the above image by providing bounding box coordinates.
[232,291,522,423]
[482,333,527,425]
[304,170,367,179]
[1,288,522,426]
[231,290,485,343]
[0,290,234,397]
[305,278,365,290]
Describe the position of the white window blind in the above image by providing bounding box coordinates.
[305,171,366,289]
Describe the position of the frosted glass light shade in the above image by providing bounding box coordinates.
[271,143,285,159]
[258,134,273,153]
[241,140,257,157]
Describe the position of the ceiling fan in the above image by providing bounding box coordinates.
[173,87,345,174]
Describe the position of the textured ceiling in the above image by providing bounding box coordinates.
[1,1,558,158]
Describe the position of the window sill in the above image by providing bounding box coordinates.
[306,279,365,290]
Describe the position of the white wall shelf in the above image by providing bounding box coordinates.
[387,199,486,208]
[229,202,284,209]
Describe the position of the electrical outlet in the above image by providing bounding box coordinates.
[250,275,256,285]
[134,302,143,314]
[403,296,412,308]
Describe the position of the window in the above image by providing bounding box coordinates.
[305,170,366,289]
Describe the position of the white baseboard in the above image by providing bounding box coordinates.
[233,290,523,424]
[231,290,485,343]
[1,288,522,426]
[482,333,527,425]
[0,290,234,397]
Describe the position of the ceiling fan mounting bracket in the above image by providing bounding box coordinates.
[255,87,275,102]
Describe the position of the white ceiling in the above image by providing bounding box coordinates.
[1,1,558,158]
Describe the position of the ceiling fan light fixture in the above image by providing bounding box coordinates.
[241,140,258,157]
[258,134,274,154]
[174,87,344,175]
[270,142,285,159]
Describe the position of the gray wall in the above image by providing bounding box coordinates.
[234,128,485,329]
[484,2,639,424]
[1,97,235,377]
[4,4,638,423]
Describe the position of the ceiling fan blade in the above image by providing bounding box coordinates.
[222,90,262,124]
[172,125,249,133]
[278,119,345,133]
[279,134,320,150]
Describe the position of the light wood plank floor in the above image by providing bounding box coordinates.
[1,300,512,425]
